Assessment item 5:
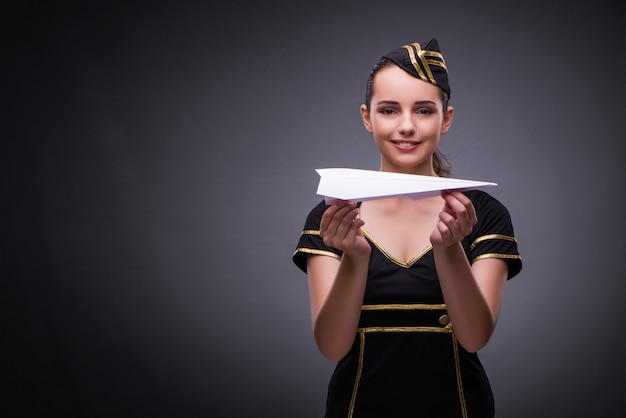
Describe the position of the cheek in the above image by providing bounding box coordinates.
[372,125,392,141]
[425,118,445,136]
[371,116,394,134]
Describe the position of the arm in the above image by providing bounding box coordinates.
[430,190,508,353]
[306,201,371,362]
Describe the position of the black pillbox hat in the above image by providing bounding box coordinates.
[382,38,450,98]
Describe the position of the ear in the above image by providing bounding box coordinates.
[360,104,373,133]
[440,105,454,135]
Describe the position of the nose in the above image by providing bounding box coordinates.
[398,112,416,136]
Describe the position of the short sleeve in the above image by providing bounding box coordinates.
[464,190,523,279]
[292,200,343,274]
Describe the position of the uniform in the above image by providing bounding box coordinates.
[292,190,522,417]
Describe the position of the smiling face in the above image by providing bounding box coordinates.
[360,64,454,175]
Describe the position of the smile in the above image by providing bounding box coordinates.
[391,140,420,149]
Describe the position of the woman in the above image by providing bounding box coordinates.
[292,38,522,417]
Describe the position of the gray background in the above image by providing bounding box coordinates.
[4,1,625,417]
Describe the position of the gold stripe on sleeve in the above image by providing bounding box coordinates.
[293,248,341,261]
[472,253,521,263]
[470,234,517,250]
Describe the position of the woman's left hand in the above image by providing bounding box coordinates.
[430,190,478,248]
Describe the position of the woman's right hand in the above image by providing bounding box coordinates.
[319,200,370,257]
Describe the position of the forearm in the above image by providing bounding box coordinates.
[313,252,370,362]
[433,242,494,352]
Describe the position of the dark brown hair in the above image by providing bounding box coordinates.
[364,58,451,177]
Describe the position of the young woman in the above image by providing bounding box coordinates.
[292,38,522,418]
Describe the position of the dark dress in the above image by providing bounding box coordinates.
[292,190,522,418]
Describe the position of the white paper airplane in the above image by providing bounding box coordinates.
[316,168,497,204]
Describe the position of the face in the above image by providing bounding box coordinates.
[360,64,453,175]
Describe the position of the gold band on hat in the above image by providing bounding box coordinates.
[402,42,448,86]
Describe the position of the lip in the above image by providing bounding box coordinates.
[390,140,420,151]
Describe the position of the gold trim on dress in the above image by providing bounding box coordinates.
[351,319,467,417]
[300,229,320,236]
[293,247,341,261]
[349,331,366,418]
[360,228,431,268]
[452,331,469,418]
[358,326,452,334]
[472,253,521,263]
[362,303,446,311]
[470,233,517,250]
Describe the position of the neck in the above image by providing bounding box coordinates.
[379,161,437,177]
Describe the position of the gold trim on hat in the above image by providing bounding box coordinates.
[402,42,447,86]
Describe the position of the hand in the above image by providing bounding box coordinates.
[430,190,477,248]
[320,200,370,257]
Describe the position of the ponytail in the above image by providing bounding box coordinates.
[433,150,451,177]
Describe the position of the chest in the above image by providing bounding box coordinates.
[359,199,442,265]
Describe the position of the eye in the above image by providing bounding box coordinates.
[416,108,433,115]
[380,107,396,115]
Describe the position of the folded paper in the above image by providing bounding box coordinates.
[316,168,497,204]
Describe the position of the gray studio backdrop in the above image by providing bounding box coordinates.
[5,1,625,417]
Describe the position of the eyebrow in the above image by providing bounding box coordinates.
[376,100,437,106]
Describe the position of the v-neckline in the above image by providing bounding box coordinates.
[355,207,433,268]
[360,226,432,268]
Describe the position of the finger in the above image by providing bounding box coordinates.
[442,191,476,226]
[333,206,360,241]
[321,203,358,245]
[435,215,454,242]
[329,213,363,251]
[341,217,366,249]
[449,191,477,225]
[320,200,352,233]
[437,211,458,236]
